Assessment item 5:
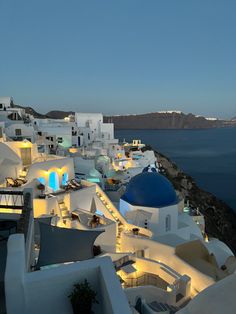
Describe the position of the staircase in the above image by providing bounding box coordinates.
[96,188,125,252]
[148,301,179,313]
[58,200,70,220]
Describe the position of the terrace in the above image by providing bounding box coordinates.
[0,188,34,314]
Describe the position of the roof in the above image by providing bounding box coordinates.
[179,273,236,314]
[121,172,178,208]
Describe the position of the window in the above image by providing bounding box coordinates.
[20,148,32,166]
[165,214,171,232]
[15,129,22,136]
[0,104,3,109]
[57,137,63,143]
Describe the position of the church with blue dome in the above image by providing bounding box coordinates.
[119,172,180,237]
[121,172,178,208]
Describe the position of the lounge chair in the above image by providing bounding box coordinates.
[70,179,82,189]
[15,178,27,185]
[5,177,20,187]
[64,181,77,191]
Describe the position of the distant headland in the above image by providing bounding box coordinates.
[14,104,236,129]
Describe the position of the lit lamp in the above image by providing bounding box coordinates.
[23,139,30,147]
[167,285,172,292]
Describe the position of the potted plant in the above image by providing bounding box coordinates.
[68,279,98,314]
[37,183,46,199]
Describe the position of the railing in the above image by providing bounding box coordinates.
[124,273,167,290]
[0,190,24,210]
[17,191,33,241]
[0,189,33,242]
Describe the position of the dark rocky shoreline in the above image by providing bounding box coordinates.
[153,149,236,254]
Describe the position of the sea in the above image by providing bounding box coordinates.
[115,128,236,212]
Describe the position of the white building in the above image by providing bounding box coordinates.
[75,112,116,146]
[0,96,13,109]
[1,189,131,314]
[118,172,236,298]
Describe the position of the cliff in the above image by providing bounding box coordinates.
[152,148,236,253]
[105,112,222,129]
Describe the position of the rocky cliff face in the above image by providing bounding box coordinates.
[105,112,222,129]
[154,149,236,253]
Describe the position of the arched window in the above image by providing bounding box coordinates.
[165,214,171,232]
[61,172,68,186]
[48,171,59,191]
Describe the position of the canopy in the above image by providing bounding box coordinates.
[37,223,104,268]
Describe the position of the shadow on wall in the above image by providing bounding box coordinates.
[175,240,226,280]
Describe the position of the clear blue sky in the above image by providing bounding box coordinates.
[0,0,235,118]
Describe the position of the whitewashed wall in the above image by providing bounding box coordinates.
[121,233,215,294]
[5,235,131,314]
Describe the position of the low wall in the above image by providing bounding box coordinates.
[134,257,180,285]
[121,233,215,294]
[125,285,172,306]
[5,234,131,314]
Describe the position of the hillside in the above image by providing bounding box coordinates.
[13,104,47,119]
[104,112,222,129]
[12,103,236,128]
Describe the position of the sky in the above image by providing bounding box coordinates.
[0,0,236,118]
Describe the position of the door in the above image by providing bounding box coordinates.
[20,148,32,166]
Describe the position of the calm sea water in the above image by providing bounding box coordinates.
[115,128,236,212]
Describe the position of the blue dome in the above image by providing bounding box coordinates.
[121,172,178,208]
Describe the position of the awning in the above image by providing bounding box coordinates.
[36,222,104,268]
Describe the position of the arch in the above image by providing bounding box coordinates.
[165,214,171,232]
[61,172,68,186]
[48,171,59,191]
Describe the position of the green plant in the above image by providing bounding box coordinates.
[68,279,98,314]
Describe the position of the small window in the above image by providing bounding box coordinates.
[57,137,63,143]
[165,214,171,232]
[0,104,3,109]
[15,129,22,136]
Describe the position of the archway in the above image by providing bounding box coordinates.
[48,171,59,191]
[61,172,69,186]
